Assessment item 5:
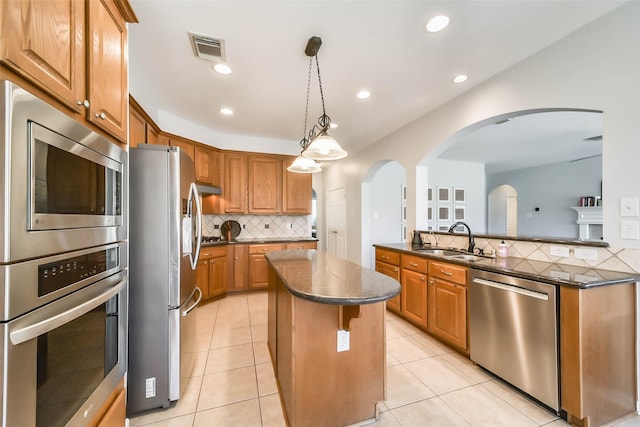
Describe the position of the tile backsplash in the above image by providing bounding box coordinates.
[203,215,311,240]
[420,232,640,274]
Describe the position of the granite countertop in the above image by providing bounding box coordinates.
[265,250,401,305]
[374,243,640,289]
[201,237,318,247]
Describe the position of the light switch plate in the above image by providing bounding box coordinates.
[621,220,640,239]
[620,198,640,217]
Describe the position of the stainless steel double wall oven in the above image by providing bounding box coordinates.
[1,80,128,427]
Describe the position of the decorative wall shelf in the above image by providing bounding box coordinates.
[570,207,603,241]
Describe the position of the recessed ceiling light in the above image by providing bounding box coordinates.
[213,63,232,75]
[220,107,234,115]
[330,122,338,129]
[356,90,371,99]
[452,74,468,83]
[425,15,450,33]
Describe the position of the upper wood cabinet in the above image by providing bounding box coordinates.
[248,155,281,214]
[1,0,137,144]
[223,152,248,213]
[282,157,312,215]
[195,145,221,186]
[129,96,160,148]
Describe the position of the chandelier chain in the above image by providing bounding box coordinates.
[315,55,326,117]
[302,57,313,143]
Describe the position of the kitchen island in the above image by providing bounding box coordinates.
[266,250,400,427]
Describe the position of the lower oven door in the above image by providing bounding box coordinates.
[0,271,127,427]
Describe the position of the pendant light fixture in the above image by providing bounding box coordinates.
[287,36,346,173]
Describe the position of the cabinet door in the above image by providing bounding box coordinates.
[209,256,226,298]
[230,245,248,291]
[401,269,428,327]
[95,386,126,427]
[210,149,222,187]
[429,278,467,351]
[376,261,401,314]
[1,0,86,112]
[196,259,210,300]
[248,254,269,290]
[282,158,312,214]
[195,145,214,184]
[223,153,247,213]
[146,125,160,145]
[248,156,281,214]
[129,105,146,147]
[87,0,128,142]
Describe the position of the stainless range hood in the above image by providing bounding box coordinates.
[196,184,222,195]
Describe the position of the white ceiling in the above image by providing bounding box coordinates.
[128,0,622,159]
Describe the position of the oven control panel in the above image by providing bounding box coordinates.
[38,247,119,296]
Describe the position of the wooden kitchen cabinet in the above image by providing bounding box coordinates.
[197,246,227,299]
[159,133,195,162]
[223,152,248,213]
[129,96,161,148]
[282,157,312,214]
[248,155,281,214]
[284,241,317,250]
[248,244,284,290]
[400,254,429,328]
[1,0,137,144]
[428,260,468,352]
[375,248,401,314]
[195,145,222,186]
[229,244,249,292]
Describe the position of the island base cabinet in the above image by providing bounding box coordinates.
[560,283,636,427]
[270,278,385,427]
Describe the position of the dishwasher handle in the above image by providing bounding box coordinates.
[472,277,549,301]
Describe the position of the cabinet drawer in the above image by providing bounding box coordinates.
[401,254,428,273]
[429,261,467,285]
[375,248,400,265]
[200,246,227,259]
[249,244,284,254]
[285,241,317,250]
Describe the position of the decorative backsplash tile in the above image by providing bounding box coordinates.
[203,215,311,240]
[420,232,640,274]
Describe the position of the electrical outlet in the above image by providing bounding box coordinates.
[574,248,598,261]
[621,220,640,239]
[549,246,570,257]
[264,224,269,229]
[337,330,350,352]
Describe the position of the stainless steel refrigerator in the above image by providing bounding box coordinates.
[127,144,203,415]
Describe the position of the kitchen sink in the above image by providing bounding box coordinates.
[446,254,487,262]
[414,248,461,257]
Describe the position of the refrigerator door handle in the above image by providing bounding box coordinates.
[182,286,202,317]
[188,182,203,270]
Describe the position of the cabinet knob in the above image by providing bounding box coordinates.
[203,261,208,264]
[409,262,418,267]
[421,276,426,281]
[77,99,90,108]
[440,270,453,276]
[235,256,238,260]
[95,112,106,120]
[393,268,398,272]
[429,279,435,284]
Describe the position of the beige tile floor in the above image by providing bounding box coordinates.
[129,292,640,427]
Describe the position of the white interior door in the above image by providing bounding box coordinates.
[326,187,347,259]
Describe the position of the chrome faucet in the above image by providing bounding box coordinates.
[448,221,475,253]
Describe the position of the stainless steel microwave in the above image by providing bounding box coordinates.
[1,80,127,263]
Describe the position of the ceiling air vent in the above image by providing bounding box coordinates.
[189,32,226,62]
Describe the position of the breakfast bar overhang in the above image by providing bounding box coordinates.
[266,250,401,427]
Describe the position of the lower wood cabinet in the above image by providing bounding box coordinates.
[229,244,248,292]
[375,248,401,314]
[248,244,284,290]
[428,260,468,352]
[197,246,227,300]
[89,378,125,427]
[400,254,429,328]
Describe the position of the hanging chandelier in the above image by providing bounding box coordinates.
[287,36,347,174]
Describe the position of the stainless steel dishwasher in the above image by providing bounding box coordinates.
[470,269,559,412]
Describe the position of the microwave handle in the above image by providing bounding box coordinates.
[9,278,127,345]
[188,183,203,270]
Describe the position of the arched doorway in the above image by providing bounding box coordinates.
[361,161,406,268]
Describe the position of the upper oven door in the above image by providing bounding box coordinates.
[1,80,127,263]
